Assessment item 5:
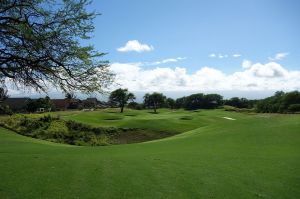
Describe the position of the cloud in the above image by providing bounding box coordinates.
[242,60,252,69]
[249,62,288,78]
[233,54,241,58]
[117,40,154,53]
[268,52,289,61]
[110,61,300,92]
[6,60,300,97]
[210,53,240,59]
[147,57,187,66]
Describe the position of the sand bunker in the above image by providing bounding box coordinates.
[222,117,236,120]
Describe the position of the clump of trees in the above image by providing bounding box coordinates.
[143,92,166,113]
[127,102,144,110]
[256,91,300,113]
[224,97,257,109]
[109,88,135,113]
[166,98,176,109]
[26,96,54,112]
[175,93,223,110]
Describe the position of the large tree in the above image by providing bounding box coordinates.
[109,88,135,113]
[166,97,175,109]
[0,0,113,93]
[143,92,166,113]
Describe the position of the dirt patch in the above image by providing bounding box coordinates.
[111,129,177,144]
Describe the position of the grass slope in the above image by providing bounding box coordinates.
[0,109,299,199]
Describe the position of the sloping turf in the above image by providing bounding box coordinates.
[0,109,299,198]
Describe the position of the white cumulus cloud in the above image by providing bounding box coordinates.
[117,40,154,53]
[109,61,300,92]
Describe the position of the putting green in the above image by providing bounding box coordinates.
[0,109,299,198]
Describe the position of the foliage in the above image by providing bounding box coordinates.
[127,102,144,110]
[0,87,10,114]
[224,97,257,108]
[165,98,175,109]
[0,0,113,93]
[175,96,187,108]
[25,96,54,112]
[288,104,300,112]
[82,100,96,109]
[109,88,135,113]
[0,114,173,146]
[65,92,76,100]
[256,91,300,113]
[175,93,223,110]
[143,92,166,113]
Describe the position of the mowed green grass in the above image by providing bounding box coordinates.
[0,109,299,199]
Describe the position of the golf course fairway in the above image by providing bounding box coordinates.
[0,109,299,198]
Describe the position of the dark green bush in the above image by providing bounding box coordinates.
[288,104,300,112]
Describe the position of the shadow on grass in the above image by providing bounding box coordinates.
[125,114,137,117]
[147,112,159,114]
[179,116,193,120]
[103,117,123,120]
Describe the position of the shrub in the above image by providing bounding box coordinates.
[0,105,13,115]
[47,120,69,139]
[288,104,300,112]
[89,134,110,146]
[0,114,172,146]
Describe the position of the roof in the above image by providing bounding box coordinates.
[51,99,69,110]
[3,98,30,111]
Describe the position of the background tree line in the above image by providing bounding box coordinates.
[1,88,299,114]
[109,88,300,114]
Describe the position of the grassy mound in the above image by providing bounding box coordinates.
[0,115,177,146]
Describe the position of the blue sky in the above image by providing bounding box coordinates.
[9,0,300,99]
[89,0,300,73]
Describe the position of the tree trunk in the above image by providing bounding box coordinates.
[120,106,124,113]
[153,103,157,113]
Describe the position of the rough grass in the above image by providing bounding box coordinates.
[0,109,299,199]
[0,114,176,146]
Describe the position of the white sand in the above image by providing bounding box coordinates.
[222,117,236,120]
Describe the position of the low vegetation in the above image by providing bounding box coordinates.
[0,114,176,146]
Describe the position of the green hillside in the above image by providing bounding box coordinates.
[0,109,299,199]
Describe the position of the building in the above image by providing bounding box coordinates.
[51,99,69,111]
[3,98,30,112]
